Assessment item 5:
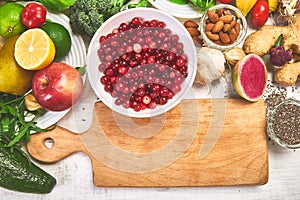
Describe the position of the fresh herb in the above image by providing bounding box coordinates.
[169,0,189,5]
[121,0,150,9]
[0,92,51,148]
[171,0,215,12]
[38,0,75,11]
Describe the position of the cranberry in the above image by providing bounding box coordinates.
[105,68,114,77]
[150,19,158,27]
[174,76,184,84]
[172,85,181,94]
[133,104,142,112]
[157,21,166,28]
[100,76,109,84]
[148,101,157,109]
[115,98,122,106]
[147,56,155,64]
[131,17,141,25]
[123,100,131,109]
[134,95,142,102]
[142,95,151,105]
[165,51,176,62]
[98,17,189,112]
[170,35,179,42]
[142,21,150,27]
[110,76,117,84]
[123,86,130,94]
[98,63,106,72]
[104,83,113,93]
[159,97,168,105]
[136,88,145,97]
[133,43,142,53]
[99,36,106,43]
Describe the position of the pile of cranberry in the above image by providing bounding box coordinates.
[98,17,188,112]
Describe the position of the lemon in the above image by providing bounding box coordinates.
[0,2,25,38]
[14,28,56,70]
[40,22,71,60]
[0,35,35,95]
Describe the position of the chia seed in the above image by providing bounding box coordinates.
[263,81,287,118]
[269,100,300,147]
[263,81,300,148]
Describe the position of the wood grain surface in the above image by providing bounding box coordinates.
[27,98,268,187]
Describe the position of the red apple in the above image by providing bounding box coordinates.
[32,62,83,111]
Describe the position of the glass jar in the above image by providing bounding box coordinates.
[267,99,300,149]
[199,4,247,51]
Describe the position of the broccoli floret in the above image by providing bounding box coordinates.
[69,0,130,37]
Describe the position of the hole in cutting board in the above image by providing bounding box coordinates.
[44,138,54,149]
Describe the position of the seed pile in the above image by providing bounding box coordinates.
[264,81,287,117]
[264,81,300,147]
[270,101,300,146]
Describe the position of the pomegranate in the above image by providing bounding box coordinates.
[97,17,188,112]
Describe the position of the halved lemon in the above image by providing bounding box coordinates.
[14,28,55,70]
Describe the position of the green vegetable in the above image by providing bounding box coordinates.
[0,141,56,194]
[38,0,75,11]
[69,0,130,37]
[169,0,189,5]
[172,0,215,12]
[0,92,50,148]
[121,0,150,9]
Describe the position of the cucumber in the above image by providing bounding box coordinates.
[0,145,56,194]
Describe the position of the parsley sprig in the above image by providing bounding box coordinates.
[0,92,51,148]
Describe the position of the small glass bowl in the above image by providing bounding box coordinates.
[267,99,300,149]
[199,4,247,51]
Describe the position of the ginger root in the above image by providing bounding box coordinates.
[275,62,300,86]
[243,13,300,56]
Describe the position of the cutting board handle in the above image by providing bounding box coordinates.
[27,126,85,163]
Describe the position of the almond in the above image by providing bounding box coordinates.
[230,20,237,29]
[223,24,231,32]
[206,31,219,41]
[205,18,211,24]
[187,27,200,37]
[184,20,199,28]
[192,36,203,46]
[216,8,224,17]
[219,31,230,44]
[214,40,222,45]
[212,20,224,33]
[205,23,215,32]
[229,28,238,43]
[220,15,233,24]
[207,10,219,23]
[234,23,240,36]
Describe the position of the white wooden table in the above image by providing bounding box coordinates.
[1,140,300,200]
[1,2,299,199]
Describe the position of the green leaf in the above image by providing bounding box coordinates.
[0,92,49,148]
[274,34,283,47]
[38,0,75,11]
[169,0,189,5]
[76,65,86,76]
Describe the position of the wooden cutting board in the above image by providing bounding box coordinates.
[27,98,268,187]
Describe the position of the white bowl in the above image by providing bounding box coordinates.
[87,8,197,118]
